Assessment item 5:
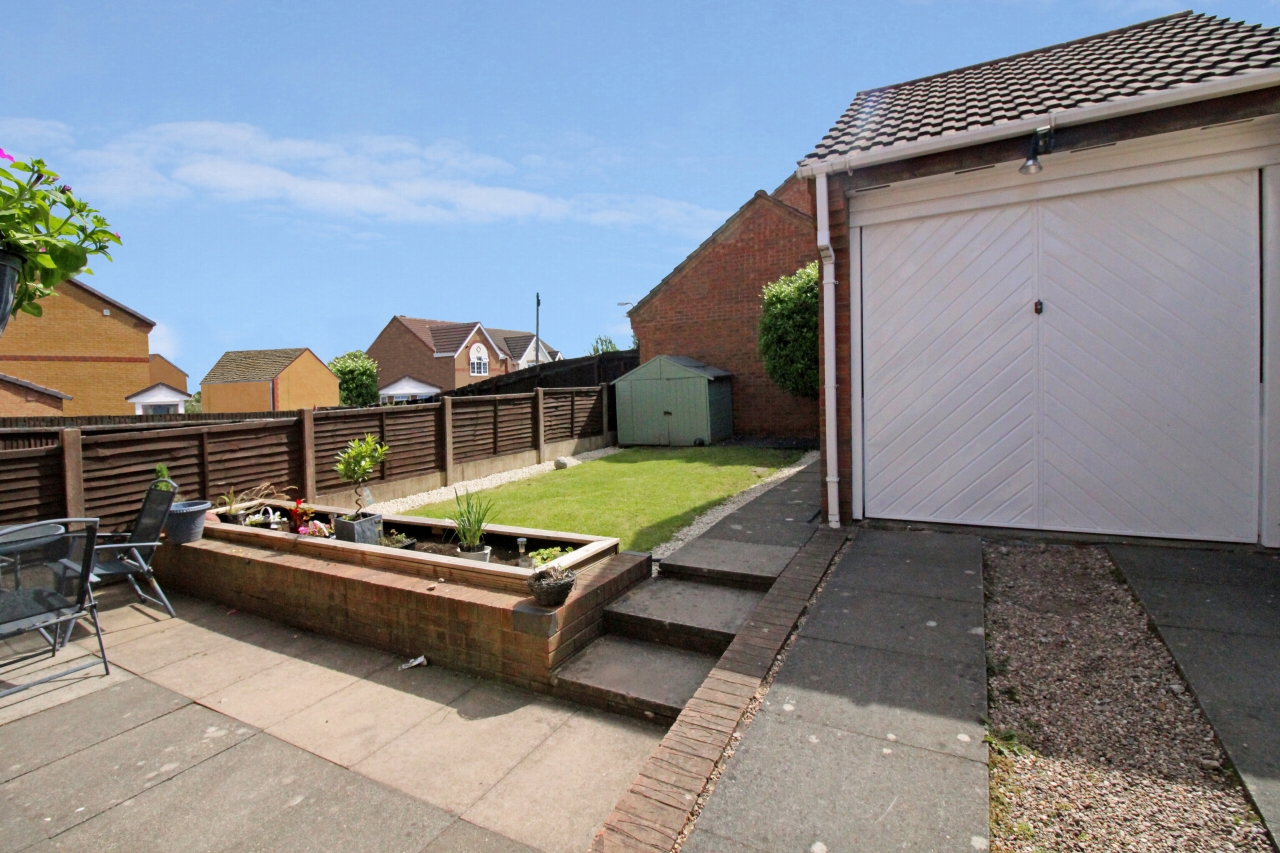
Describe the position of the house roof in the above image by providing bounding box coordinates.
[125,382,191,403]
[630,189,814,317]
[65,278,155,327]
[486,328,559,361]
[392,317,531,359]
[801,11,1280,170]
[614,355,731,384]
[0,372,71,400]
[201,348,310,384]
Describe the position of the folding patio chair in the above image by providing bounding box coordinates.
[0,518,109,699]
[90,479,178,617]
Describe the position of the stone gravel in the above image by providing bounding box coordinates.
[366,446,622,515]
[985,541,1271,852]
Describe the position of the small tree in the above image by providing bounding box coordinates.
[184,390,201,414]
[328,351,379,407]
[758,261,819,399]
[334,434,389,513]
[590,335,618,355]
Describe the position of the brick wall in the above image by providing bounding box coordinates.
[368,318,456,391]
[202,379,272,413]
[148,355,188,392]
[0,379,63,414]
[276,351,340,409]
[0,281,152,415]
[815,173,855,522]
[629,178,819,438]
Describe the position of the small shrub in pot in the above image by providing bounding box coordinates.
[448,488,494,562]
[333,434,388,544]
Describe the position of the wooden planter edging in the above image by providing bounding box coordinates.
[590,527,850,853]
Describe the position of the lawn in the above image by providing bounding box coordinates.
[406,447,804,553]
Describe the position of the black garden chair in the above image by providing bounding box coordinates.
[89,479,178,617]
[0,518,109,699]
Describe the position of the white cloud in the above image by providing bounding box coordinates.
[36,120,727,238]
[149,321,180,360]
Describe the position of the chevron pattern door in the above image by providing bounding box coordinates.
[1038,173,1260,541]
[861,171,1260,541]
[863,204,1039,526]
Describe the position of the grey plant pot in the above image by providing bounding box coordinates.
[456,545,492,563]
[334,513,382,545]
[165,500,213,544]
[0,249,23,339]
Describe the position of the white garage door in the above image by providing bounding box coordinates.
[862,171,1261,542]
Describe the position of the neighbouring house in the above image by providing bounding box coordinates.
[0,373,70,415]
[0,278,184,416]
[628,176,818,439]
[378,376,441,405]
[200,348,339,413]
[125,383,191,415]
[148,354,188,393]
[799,10,1280,546]
[366,316,561,394]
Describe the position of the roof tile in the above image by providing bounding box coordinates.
[201,348,308,384]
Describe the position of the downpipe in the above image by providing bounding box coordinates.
[815,172,841,529]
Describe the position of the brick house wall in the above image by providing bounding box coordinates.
[148,354,188,393]
[0,280,152,415]
[276,351,340,409]
[202,380,272,413]
[452,327,510,390]
[629,177,819,438]
[368,318,512,392]
[0,377,64,414]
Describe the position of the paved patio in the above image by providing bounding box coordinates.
[0,585,664,853]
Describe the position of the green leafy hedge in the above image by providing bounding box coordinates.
[758,261,819,399]
[328,351,379,408]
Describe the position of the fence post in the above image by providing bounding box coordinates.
[599,383,609,437]
[200,430,211,500]
[301,410,317,501]
[570,391,577,439]
[493,397,500,457]
[536,388,546,463]
[378,410,388,482]
[443,396,455,485]
[61,428,85,518]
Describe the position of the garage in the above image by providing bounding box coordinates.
[860,172,1261,541]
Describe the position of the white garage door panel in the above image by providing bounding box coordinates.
[1038,174,1261,540]
[864,205,1038,525]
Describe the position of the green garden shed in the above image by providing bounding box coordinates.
[613,356,733,446]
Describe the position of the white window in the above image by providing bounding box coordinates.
[469,343,489,376]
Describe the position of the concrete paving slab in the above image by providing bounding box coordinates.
[422,820,540,853]
[701,516,817,548]
[1,703,254,836]
[98,621,235,674]
[804,589,986,665]
[1109,545,1280,590]
[0,789,46,853]
[51,732,454,853]
[354,682,574,814]
[688,711,988,853]
[1121,576,1279,637]
[659,538,799,588]
[0,678,188,783]
[551,635,717,720]
[196,656,364,730]
[824,530,985,604]
[769,636,987,762]
[142,636,292,699]
[268,662,475,767]
[1193,699,1280,829]
[1158,627,1280,710]
[463,709,665,853]
[604,577,764,653]
[0,655,127,728]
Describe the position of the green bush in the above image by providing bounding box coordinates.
[758,261,819,399]
[590,335,618,355]
[328,351,379,407]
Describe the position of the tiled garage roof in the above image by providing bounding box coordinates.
[801,11,1280,169]
[202,348,307,383]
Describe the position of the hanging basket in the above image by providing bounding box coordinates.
[526,570,576,607]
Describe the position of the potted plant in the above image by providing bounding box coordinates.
[526,546,577,606]
[214,483,285,525]
[448,488,494,562]
[378,531,417,550]
[0,152,120,338]
[153,463,213,544]
[333,434,389,545]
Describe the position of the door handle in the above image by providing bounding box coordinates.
[1034,300,1044,315]
[663,411,672,416]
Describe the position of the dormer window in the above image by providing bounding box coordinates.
[469,343,489,376]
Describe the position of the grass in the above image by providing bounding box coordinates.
[406,446,804,553]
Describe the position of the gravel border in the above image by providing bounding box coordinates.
[652,450,819,560]
[366,446,623,515]
[985,541,1271,852]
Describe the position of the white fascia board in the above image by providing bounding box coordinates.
[796,69,1280,178]
[379,376,441,396]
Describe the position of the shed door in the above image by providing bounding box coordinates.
[861,171,1260,541]
[665,378,707,446]
[630,380,670,446]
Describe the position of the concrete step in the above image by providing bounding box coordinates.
[551,635,718,724]
[604,577,765,655]
[659,537,802,589]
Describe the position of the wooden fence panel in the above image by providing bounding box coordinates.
[0,446,64,525]
[452,398,498,463]
[0,430,62,451]
[83,430,205,530]
[382,405,442,480]
[313,410,383,492]
[573,390,604,437]
[206,421,304,501]
[496,395,536,456]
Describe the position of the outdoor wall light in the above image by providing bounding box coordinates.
[1020,126,1054,176]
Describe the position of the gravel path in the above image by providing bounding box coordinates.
[366,446,623,515]
[651,450,818,559]
[985,541,1271,852]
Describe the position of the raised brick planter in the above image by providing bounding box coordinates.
[152,537,650,692]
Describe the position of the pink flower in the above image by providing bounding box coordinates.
[0,148,12,163]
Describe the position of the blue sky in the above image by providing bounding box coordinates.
[4,0,1277,381]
